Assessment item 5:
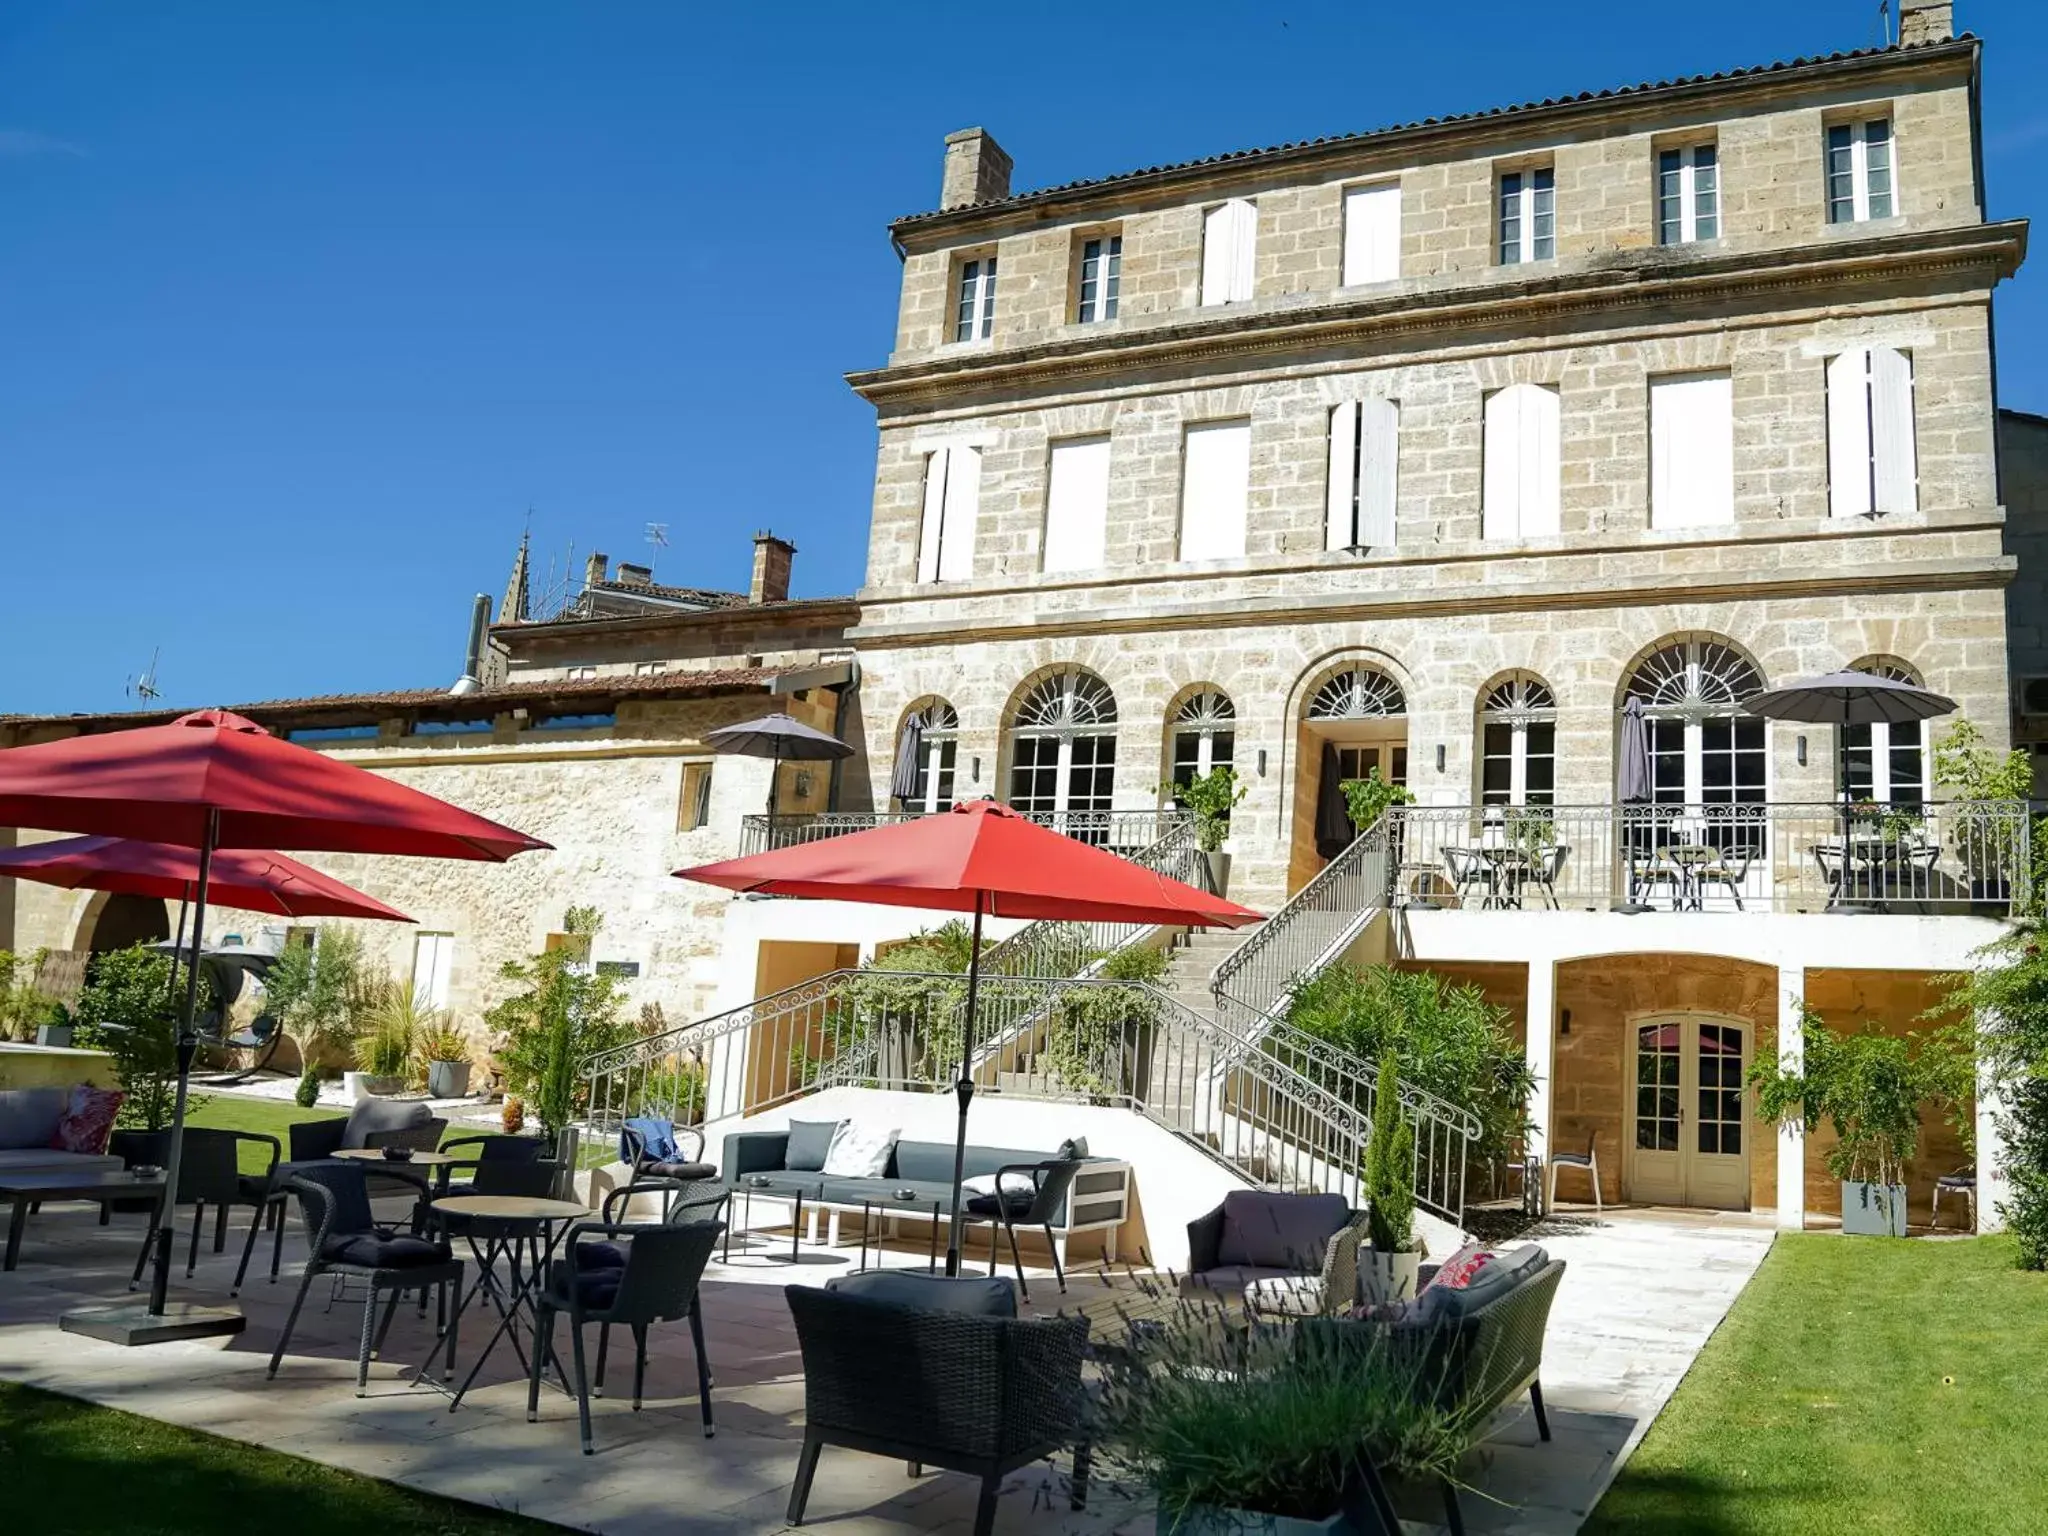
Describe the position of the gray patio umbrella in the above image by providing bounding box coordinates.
[1743,669,1957,908]
[889,716,924,805]
[1615,697,1656,911]
[706,712,855,816]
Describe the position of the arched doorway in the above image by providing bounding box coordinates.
[88,893,171,955]
[1291,662,1408,890]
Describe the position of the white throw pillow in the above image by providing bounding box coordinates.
[821,1122,899,1178]
[961,1171,1039,1200]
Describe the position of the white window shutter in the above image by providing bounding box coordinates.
[1044,436,1111,573]
[1869,346,1918,513]
[1482,388,1523,540]
[1326,401,1358,550]
[1827,349,1874,518]
[1357,397,1399,546]
[1201,204,1232,306]
[936,445,979,581]
[916,448,949,582]
[1343,185,1400,285]
[1650,373,1733,529]
[1180,421,1251,561]
[1231,199,1257,301]
[1520,385,1560,536]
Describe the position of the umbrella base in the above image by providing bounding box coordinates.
[60,1301,246,1347]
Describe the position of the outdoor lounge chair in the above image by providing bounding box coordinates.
[266,1162,463,1396]
[955,1157,1083,1302]
[1546,1132,1601,1215]
[1241,1211,1371,1318]
[531,1211,723,1454]
[1181,1189,1354,1301]
[783,1275,1091,1536]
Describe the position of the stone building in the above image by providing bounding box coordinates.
[3,2,2044,1233]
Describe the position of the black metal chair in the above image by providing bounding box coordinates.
[126,1127,282,1287]
[436,1133,549,1198]
[783,1279,1091,1536]
[529,1211,724,1454]
[621,1117,717,1182]
[266,1162,463,1396]
[954,1158,1082,1302]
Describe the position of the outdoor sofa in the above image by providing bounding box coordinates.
[0,1086,123,1179]
[722,1122,1130,1263]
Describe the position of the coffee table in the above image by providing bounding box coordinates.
[2,1170,167,1271]
[857,1193,943,1273]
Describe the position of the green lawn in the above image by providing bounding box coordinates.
[179,1094,500,1175]
[1584,1233,2048,1534]
[0,1378,551,1535]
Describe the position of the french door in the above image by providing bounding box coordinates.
[1629,1016,1751,1209]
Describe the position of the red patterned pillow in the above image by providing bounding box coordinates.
[49,1085,124,1154]
[1429,1243,1495,1291]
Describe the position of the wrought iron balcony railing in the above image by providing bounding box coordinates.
[738,807,1191,859]
[1385,800,2034,917]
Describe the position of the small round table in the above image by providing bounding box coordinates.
[1663,845,1717,910]
[435,1195,591,1409]
[332,1148,460,1169]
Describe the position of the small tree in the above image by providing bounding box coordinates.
[487,908,636,1137]
[262,928,375,1071]
[1362,1054,1415,1254]
[74,945,196,1130]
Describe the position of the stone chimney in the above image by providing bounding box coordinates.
[1899,1,1954,44]
[584,551,609,589]
[940,128,1012,211]
[750,531,795,605]
[615,562,653,587]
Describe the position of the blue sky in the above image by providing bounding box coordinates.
[3,1,2043,716]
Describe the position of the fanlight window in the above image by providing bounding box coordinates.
[1173,688,1236,729]
[1308,668,1407,720]
[902,699,960,814]
[1624,641,1763,718]
[1013,670,1119,735]
[912,700,960,737]
[1481,676,1556,722]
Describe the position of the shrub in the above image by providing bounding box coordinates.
[1040,944,1168,1098]
[1339,766,1413,835]
[486,908,636,1137]
[0,949,57,1042]
[74,944,206,1130]
[293,1062,321,1109]
[1285,963,1535,1176]
[1936,930,2048,1267]
[356,978,436,1080]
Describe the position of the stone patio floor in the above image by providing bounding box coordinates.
[0,1196,1771,1535]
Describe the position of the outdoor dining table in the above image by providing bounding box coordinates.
[435,1194,590,1410]
[1662,844,1719,910]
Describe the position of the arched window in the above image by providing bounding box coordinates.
[1840,659,1930,809]
[1169,688,1236,789]
[1007,669,1118,836]
[1479,676,1556,808]
[1623,640,1766,811]
[1308,668,1406,721]
[899,700,959,814]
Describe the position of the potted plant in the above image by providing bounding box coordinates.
[1341,767,1414,871]
[352,977,430,1098]
[1359,1054,1423,1303]
[417,1023,474,1098]
[1163,767,1248,895]
[1092,1289,1469,1534]
[1749,1008,1969,1237]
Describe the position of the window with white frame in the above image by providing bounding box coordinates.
[1342,183,1401,285]
[1840,660,1930,809]
[1325,398,1398,550]
[676,761,714,832]
[1481,383,1561,540]
[1043,435,1111,573]
[1498,166,1555,264]
[953,253,998,341]
[410,931,454,1010]
[1624,640,1767,817]
[1169,688,1237,790]
[1479,677,1557,807]
[1826,118,1894,224]
[1200,197,1257,306]
[1657,143,1719,245]
[1826,346,1917,517]
[1179,419,1251,561]
[1075,233,1121,323]
[1650,371,1735,529]
[902,700,959,814]
[916,444,981,582]
[1007,670,1118,840]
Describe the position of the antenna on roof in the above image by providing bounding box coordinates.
[644,522,669,575]
[1875,0,1893,46]
[125,648,162,703]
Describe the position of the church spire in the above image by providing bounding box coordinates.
[501,525,531,625]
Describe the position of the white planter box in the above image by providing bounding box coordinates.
[1841,1180,1908,1237]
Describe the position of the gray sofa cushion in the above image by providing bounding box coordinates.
[1215,1191,1351,1272]
[341,1097,434,1151]
[0,1089,67,1151]
[784,1120,842,1172]
[827,1270,1017,1317]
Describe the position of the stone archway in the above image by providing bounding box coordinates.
[86,893,170,955]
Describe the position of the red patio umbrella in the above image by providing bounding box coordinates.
[0,836,414,923]
[0,710,547,1332]
[678,799,1259,1274]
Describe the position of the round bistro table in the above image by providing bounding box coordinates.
[434,1194,591,1409]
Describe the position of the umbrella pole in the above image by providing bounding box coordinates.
[149,811,216,1317]
[164,892,189,1012]
[943,892,986,1279]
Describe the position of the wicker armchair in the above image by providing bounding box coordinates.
[783,1283,1092,1536]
